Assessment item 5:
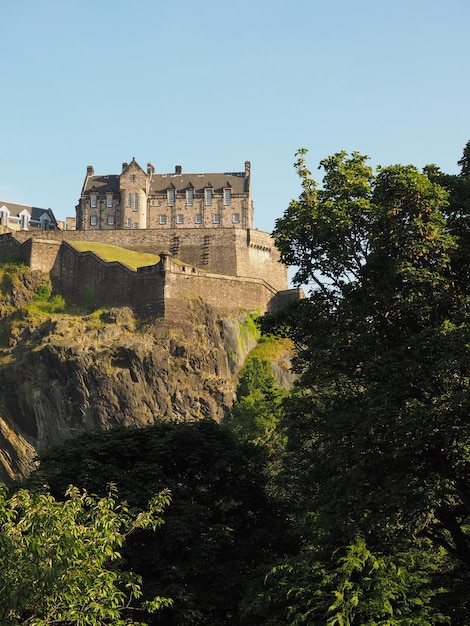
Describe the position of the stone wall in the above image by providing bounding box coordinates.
[0,228,288,292]
[0,227,293,316]
[53,245,283,317]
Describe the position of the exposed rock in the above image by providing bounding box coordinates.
[0,295,266,482]
[0,267,294,483]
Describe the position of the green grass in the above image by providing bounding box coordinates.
[71,242,160,270]
[249,335,294,363]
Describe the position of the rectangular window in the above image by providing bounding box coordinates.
[187,188,194,206]
[159,215,167,225]
[106,194,113,208]
[224,188,231,205]
[205,189,212,206]
[90,194,97,208]
[177,214,184,224]
[133,222,138,229]
[90,216,98,226]
[107,215,115,225]
[232,213,240,224]
[127,193,132,208]
[126,218,131,228]
[133,193,139,212]
[168,189,175,206]
[213,213,220,224]
[195,214,202,224]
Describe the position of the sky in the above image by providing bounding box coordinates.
[1,0,469,234]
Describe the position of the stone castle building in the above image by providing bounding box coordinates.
[76,158,253,231]
[0,157,302,317]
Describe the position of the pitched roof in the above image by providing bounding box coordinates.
[82,175,121,196]
[0,201,58,227]
[149,172,248,195]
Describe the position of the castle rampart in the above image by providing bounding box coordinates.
[0,228,288,293]
[53,244,292,317]
[0,228,299,317]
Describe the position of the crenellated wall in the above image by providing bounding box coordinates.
[53,245,291,317]
[0,228,298,317]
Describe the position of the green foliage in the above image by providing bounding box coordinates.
[255,144,470,622]
[27,421,292,626]
[227,355,288,449]
[26,293,67,315]
[251,537,449,625]
[0,483,171,625]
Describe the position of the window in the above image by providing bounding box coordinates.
[232,213,240,224]
[126,218,131,228]
[133,193,139,212]
[213,213,220,224]
[131,174,136,182]
[90,194,97,208]
[224,188,231,205]
[107,215,115,225]
[127,193,132,208]
[90,216,98,226]
[106,193,113,208]
[205,188,212,206]
[168,189,175,206]
[187,188,194,206]
[195,214,202,224]
[133,222,138,229]
[159,215,167,225]
[177,214,184,224]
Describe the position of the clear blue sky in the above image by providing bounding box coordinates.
[1,0,469,233]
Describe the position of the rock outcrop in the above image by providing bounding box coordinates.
[0,264,294,482]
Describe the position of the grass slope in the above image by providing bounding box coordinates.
[71,242,160,270]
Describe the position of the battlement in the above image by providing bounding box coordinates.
[0,227,300,317]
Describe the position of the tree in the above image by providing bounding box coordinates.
[226,355,288,448]
[0,483,171,625]
[258,145,470,622]
[26,421,293,626]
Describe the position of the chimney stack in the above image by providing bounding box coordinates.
[175,165,182,175]
[86,165,94,177]
[122,162,128,172]
[245,161,251,177]
[147,162,155,175]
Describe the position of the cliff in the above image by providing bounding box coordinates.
[0,264,293,483]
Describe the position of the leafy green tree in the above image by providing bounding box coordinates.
[227,355,288,448]
[258,145,470,623]
[0,483,171,625]
[26,421,293,626]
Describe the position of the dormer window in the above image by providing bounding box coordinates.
[187,187,194,206]
[223,188,231,206]
[205,188,213,206]
[106,193,113,208]
[90,193,97,208]
[168,189,175,206]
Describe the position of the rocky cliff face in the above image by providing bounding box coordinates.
[0,266,292,483]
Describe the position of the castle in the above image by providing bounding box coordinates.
[0,159,302,317]
[76,158,253,231]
